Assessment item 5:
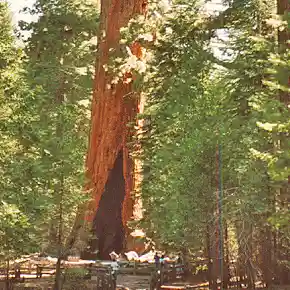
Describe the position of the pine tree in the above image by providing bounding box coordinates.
[0,0,32,255]
[1,0,99,288]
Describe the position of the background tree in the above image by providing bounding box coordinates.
[1,0,99,288]
[0,0,35,261]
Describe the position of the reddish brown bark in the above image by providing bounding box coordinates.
[85,0,146,236]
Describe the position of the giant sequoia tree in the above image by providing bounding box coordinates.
[0,0,288,288]
[84,0,147,259]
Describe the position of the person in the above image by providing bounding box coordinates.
[36,264,43,278]
[177,253,182,264]
[154,252,160,268]
[85,263,93,279]
[176,254,184,278]
[14,264,21,279]
[160,254,165,266]
[110,254,120,288]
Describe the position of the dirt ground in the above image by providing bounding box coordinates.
[0,275,150,290]
[117,275,150,289]
[2,276,290,290]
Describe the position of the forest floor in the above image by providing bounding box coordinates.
[117,274,150,289]
[0,275,207,290]
[2,276,290,290]
[0,275,150,290]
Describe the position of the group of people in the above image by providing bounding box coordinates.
[154,252,166,268]
[154,252,183,268]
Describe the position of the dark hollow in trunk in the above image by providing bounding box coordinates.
[92,151,126,260]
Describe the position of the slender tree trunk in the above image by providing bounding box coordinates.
[223,222,230,289]
[5,259,10,290]
[245,225,255,289]
[53,176,64,290]
[54,257,62,290]
[53,71,66,290]
[276,0,289,285]
[236,221,246,287]
[207,220,218,290]
[206,223,214,290]
[260,226,273,288]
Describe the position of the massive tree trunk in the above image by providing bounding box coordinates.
[82,0,146,259]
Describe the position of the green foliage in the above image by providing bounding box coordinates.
[112,0,289,282]
[16,0,98,253]
[112,0,223,249]
[0,1,35,260]
[0,0,288,284]
[0,202,31,259]
[0,0,100,259]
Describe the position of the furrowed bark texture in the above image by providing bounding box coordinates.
[85,0,146,259]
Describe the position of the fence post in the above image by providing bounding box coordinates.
[133,260,137,275]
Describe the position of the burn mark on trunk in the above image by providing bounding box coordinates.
[93,151,126,260]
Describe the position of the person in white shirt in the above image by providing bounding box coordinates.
[109,251,120,287]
